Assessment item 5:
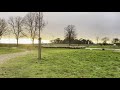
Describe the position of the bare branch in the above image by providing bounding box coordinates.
[24,12,47,45]
[8,16,25,46]
[0,18,7,40]
[64,25,77,46]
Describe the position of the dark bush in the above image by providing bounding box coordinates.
[102,48,105,50]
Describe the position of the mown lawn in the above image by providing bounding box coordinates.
[0,47,25,54]
[0,48,120,78]
[89,45,120,49]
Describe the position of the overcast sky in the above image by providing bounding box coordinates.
[0,12,120,42]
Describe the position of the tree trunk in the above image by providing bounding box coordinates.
[38,37,41,60]
[17,38,18,47]
[69,41,70,46]
[69,39,71,46]
[0,38,1,46]
[32,38,34,46]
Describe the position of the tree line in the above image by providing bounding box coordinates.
[50,25,94,45]
[51,38,94,45]
[51,25,120,46]
[1,13,120,46]
[0,12,46,47]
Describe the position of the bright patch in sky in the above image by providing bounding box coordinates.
[1,12,120,43]
[0,38,50,44]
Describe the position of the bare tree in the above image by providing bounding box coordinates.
[96,36,99,44]
[64,25,77,46]
[101,37,109,45]
[8,16,25,47]
[24,12,39,45]
[0,18,7,41]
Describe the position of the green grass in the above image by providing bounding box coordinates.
[0,48,120,78]
[0,47,25,54]
[89,45,120,49]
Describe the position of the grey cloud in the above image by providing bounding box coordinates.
[1,12,120,41]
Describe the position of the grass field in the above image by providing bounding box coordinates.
[0,47,25,54]
[0,48,120,78]
[89,45,120,49]
[1,43,120,49]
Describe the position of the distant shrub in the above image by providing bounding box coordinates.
[115,43,120,46]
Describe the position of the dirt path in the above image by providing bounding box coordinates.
[0,50,32,64]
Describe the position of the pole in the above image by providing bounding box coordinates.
[9,31,10,48]
[38,12,41,60]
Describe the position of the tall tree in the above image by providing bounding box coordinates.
[64,25,77,46]
[101,37,109,45]
[24,12,39,45]
[96,36,99,44]
[0,18,7,41]
[8,16,25,47]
